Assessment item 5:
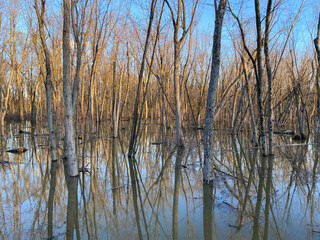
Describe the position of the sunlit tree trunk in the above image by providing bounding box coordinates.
[0,69,13,131]
[112,61,121,137]
[15,70,24,121]
[203,0,227,182]
[173,39,184,146]
[0,10,16,132]
[241,57,258,146]
[232,85,246,135]
[63,0,79,176]
[34,0,58,161]
[165,0,199,147]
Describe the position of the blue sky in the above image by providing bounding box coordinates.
[192,0,318,63]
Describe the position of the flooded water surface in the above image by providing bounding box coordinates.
[1,123,320,239]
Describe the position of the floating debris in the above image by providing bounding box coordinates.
[6,147,28,154]
[79,167,90,173]
[151,141,167,145]
[111,184,127,190]
[223,201,238,210]
[274,129,294,135]
[18,130,33,135]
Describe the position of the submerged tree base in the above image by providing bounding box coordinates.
[292,134,308,141]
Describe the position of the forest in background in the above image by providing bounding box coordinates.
[0,0,319,171]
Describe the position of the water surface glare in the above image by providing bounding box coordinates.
[1,123,320,239]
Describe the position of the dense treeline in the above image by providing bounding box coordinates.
[0,0,318,142]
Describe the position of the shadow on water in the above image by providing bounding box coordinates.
[1,123,320,239]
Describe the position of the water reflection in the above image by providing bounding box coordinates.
[64,159,80,239]
[203,182,213,240]
[128,157,144,240]
[0,123,320,239]
[172,146,185,240]
[47,161,57,239]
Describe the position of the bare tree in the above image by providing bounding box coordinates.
[203,0,227,182]
[128,0,157,158]
[0,22,10,132]
[112,60,121,137]
[254,0,266,156]
[264,0,273,155]
[164,0,199,147]
[314,12,320,138]
[34,0,58,161]
[63,0,79,176]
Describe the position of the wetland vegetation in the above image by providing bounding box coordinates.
[0,0,320,239]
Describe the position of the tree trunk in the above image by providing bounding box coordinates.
[112,61,121,137]
[232,85,246,135]
[242,58,258,146]
[264,0,273,155]
[16,73,24,121]
[63,0,79,176]
[0,69,14,132]
[203,0,227,182]
[34,0,58,161]
[173,41,184,146]
[31,89,37,125]
[314,12,320,139]
[254,0,266,156]
[165,0,199,147]
[128,0,157,158]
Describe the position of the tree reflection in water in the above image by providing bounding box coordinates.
[172,146,185,240]
[64,159,80,239]
[47,161,57,239]
[0,124,320,239]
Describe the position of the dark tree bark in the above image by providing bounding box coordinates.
[203,0,227,182]
[264,0,273,155]
[254,0,267,156]
[128,0,157,158]
[314,13,320,139]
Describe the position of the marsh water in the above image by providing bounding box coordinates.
[1,122,320,240]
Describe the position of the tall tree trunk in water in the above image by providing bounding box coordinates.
[63,0,79,176]
[165,0,199,147]
[254,0,267,156]
[264,0,273,155]
[241,57,258,146]
[16,73,24,121]
[128,0,157,158]
[34,0,57,161]
[203,0,227,182]
[314,13,320,140]
[173,39,184,146]
[0,69,13,133]
[112,61,121,138]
